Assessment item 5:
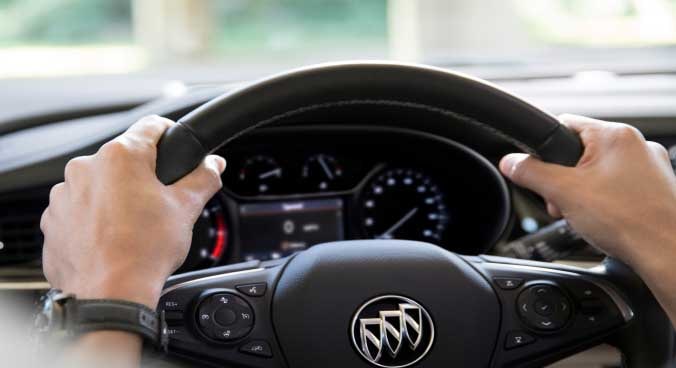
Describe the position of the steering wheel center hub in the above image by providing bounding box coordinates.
[271,240,500,367]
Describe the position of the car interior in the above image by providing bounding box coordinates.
[1,1,676,367]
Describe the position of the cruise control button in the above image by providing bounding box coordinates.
[162,299,183,311]
[494,277,523,290]
[164,311,184,325]
[237,283,267,297]
[166,326,190,342]
[240,340,273,357]
[505,331,535,349]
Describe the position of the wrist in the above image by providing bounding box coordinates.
[620,225,676,281]
[67,272,167,309]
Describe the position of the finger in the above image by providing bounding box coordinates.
[48,182,66,205]
[39,207,51,234]
[45,183,68,220]
[171,155,226,208]
[122,115,175,147]
[647,141,670,162]
[499,153,572,200]
[63,155,93,185]
[557,113,610,134]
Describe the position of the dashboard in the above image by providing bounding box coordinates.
[1,70,676,368]
[1,73,675,277]
[182,126,510,271]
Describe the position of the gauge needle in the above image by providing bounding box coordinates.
[318,156,334,180]
[258,168,282,179]
[378,207,418,239]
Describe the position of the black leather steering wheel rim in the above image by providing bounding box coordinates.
[155,61,583,184]
[154,62,672,367]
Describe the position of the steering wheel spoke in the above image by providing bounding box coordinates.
[467,255,634,367]
[158,259,290,367]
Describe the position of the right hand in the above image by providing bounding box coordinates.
[499,114,676,270]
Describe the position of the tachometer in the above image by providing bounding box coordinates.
[360,168,449,243]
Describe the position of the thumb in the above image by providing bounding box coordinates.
[171,155,226,207]
[499,153,571,201]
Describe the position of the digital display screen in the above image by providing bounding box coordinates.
[239,198,344,261]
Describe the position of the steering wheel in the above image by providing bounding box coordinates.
[153,62,673,368]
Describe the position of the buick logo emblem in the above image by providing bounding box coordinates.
[351,295,434,367]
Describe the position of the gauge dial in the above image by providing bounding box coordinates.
[360,168,449,243]
[238,155,283,194]
[178,198,228,272]
[301,154,343,191]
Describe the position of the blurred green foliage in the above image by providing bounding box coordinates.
[0,0,132,46]
[209,0,387,53]
[0,0,386,52]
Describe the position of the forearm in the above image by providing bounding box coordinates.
[625,228,676,328]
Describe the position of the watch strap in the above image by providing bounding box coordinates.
[67,299,167,349]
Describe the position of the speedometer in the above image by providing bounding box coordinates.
[360,168,449,243]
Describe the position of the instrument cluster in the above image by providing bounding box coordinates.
[179,127,510,271]
[231,153,351,195]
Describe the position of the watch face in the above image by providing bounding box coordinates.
[34,289,68,333]
[34,297,53,332]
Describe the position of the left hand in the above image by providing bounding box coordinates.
[40,115,226,308]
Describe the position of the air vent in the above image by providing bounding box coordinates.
[0,188,48,265]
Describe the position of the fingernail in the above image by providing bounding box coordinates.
[499,154,517,176]
[211,156,227,173]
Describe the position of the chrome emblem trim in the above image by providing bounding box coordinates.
[351,295,434,368]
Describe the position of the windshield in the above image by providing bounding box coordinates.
[1,0,675,80]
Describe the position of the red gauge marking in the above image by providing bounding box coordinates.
[211,213,228,260]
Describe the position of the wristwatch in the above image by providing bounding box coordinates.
[34,289,168,350]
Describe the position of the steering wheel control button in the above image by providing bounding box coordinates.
[164,311,185,325]
[166,326,189,342]
[517,284,572,332]
[534,299,554,316]
[236,283,267,297]
[579,298,605,313]
[196,292,256,342]
[214,307,237,326]
[162,299,183,311]
[504,330,536,349]
[240,340,273,358]
[494,277,523,290]
[214,327,250,340]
